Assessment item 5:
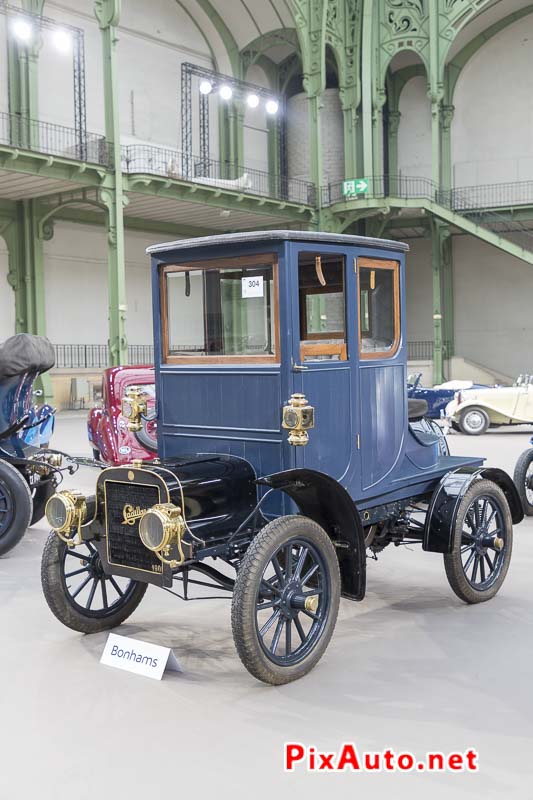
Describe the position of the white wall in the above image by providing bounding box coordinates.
[286,89,344,184]
[0,240,15,341]
[453,236,533,378]
[43,222,160,347]
[452,15,533,186]
[243,64,269,173]
[397,75,431,180]
[0,17,9,115]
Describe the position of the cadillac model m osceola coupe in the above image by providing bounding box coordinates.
[41,231,523,685]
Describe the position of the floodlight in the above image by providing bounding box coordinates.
[199,80,213,95]
[265,99,279,115]
[219,85,233,100]
[246,93,259,109]
[12,18,33,43]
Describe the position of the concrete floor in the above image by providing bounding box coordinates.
[1,414,533,799]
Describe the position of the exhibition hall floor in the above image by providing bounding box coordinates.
[1,415,532,799]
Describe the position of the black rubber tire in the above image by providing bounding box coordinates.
[41,532,148,633]
[134,416,158,453]
[459,406,490,436]
[444,479,513,604]
[0,460,33,556]
[231,515,340,685]
[513,448,533,516]
[92,448,100,462]
[30,478,56,526]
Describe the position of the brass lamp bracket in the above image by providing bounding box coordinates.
[121,386,148,431]
[282,393,315,446]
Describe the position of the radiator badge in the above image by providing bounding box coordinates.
[122,504,148,526]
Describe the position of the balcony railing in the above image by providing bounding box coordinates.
[0,111,109,166]
[53,344,154,370]
[322,175,533,212]
[407,341,454,361]
[122,144,316,206]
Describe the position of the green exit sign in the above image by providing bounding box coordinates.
[342,179,369,196]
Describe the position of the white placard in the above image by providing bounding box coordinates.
[100,633,182,680]
[241,275,264,298]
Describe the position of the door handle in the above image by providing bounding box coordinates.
[292,364,309,371]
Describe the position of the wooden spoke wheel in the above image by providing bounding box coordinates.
[41,533,147,633]
[0,460,32,556]
[444,479,513,603]
[232,516,340,685]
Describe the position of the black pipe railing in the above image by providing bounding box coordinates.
[122,144,316,206]
[0,111,109,166]
[53,344,154,369]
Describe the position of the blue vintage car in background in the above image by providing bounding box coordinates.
[407,373,487,419]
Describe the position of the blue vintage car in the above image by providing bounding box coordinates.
[41,231,522,685]
[407,373,487,419]
[0,334,75,556]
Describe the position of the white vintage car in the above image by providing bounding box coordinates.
[445,375,533,435]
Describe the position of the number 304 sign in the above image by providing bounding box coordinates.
[241,276,264,298]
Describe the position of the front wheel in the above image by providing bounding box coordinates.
[513,448,533,516]
[41,533,147,633]
[459,406,490,435]
[444,479,513,603]
[231,516,340,685]
[0,460,32,556]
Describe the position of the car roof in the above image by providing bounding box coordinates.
[146,229,410,255]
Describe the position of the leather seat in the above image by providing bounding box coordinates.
[408,398,428,421]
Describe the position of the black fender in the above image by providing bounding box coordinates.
[258,469,366,601]
[424,466,523,554]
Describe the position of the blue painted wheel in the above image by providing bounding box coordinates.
[0,460,33,556]
[232,516,340,684]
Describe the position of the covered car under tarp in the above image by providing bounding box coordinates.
[0,334,55,380]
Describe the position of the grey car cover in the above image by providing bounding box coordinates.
[0,334,55,379]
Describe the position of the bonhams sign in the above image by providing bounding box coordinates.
[100,633,182,680]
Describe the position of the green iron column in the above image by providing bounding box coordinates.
[430,217,452,384]
[440,104,454,193]
[3,202,53,400]
[308,93,322,209]
[387,110,401,181]
[95,0,128,366]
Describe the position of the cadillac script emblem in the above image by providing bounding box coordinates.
[122,504,147,525]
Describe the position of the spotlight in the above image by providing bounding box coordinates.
[199,79,212,95]
[246,93,259,109]
[265,99,279,115]
[12,18,33,43]
[219,85,233,101]
[53,29,72,53]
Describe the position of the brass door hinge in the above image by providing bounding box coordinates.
[356,433,361,449]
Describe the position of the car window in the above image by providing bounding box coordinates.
[358,258,400,359]
[298,252,347,362]
[162,255,279,364]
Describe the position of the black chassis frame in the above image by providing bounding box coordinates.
[74,460,523,606]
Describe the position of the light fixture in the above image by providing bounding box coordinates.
[52,28,72,53]
[246,93,259,109]
[199,79,213,95]
[12,18,33,43]
[265,99,279,115]
[219,84,233,101]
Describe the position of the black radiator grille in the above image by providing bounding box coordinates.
[105,481,162,573]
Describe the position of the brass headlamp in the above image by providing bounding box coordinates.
[282,393,315,446]
[139,503,186,568]
[121,386,148,432]
[45,490,90,546]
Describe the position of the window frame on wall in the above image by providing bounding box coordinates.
[160,254,280,365]
[357,257,401,360]
[298,251,348,362]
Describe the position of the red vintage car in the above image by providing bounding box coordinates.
[87,365,156,465]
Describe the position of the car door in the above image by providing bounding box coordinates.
[289,244,360,483]
[512,379,533,421]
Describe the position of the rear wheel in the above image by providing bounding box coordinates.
[459,406,489,435]
[513,448,533,516]
[30,477,56,526]
[41,533,147,633]
[0,460,32,556]
[444,480,512,603]
[232,516,340,685]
